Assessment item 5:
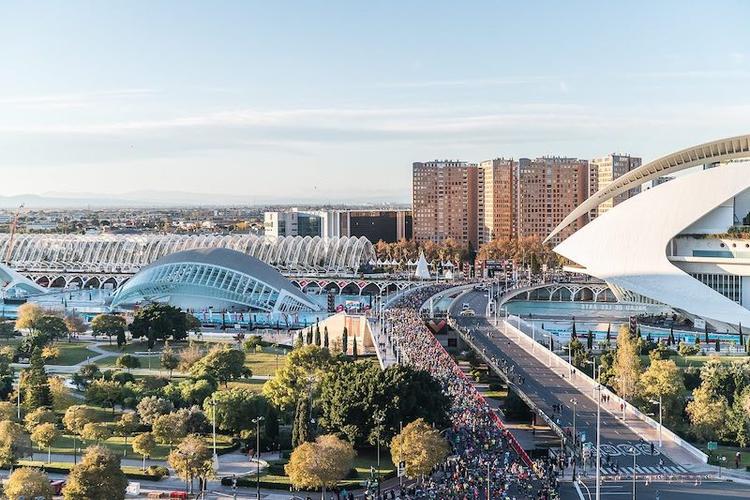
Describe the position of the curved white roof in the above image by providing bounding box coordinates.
[546,134,750,243]
[554,162,750,326]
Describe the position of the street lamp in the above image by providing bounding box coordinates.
[570,398,578,480]
[585,361,602,500]
[648,395,663,448]
[209,394,219,473]
[630,446,637,500]
[252,416,265,500]
[375,413,384,497]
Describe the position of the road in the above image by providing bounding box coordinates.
[450,290,688,477]
[559,478,750,500]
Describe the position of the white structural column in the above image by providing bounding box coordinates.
[554,162,750,326]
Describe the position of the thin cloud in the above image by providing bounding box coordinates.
[0,89,157,109]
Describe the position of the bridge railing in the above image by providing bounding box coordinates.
[506,315,708,465]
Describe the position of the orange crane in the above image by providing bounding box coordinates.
[4,204,24,265]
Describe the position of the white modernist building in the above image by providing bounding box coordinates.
[553,135,750,330]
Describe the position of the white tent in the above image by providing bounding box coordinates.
[414,251,431,280]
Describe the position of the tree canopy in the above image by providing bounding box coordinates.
[62,445,128,500]
[189,346,248,386]
[5,467,53,500]
[129,303,188,344]
[285,434,356,491]
[203,387,268,436]
[168,434,214,494]
[262,345,338,411]
[390,418,449,479]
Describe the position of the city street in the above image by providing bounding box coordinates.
[559,479,750,500]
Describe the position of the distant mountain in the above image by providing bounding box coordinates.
[0,189,409,208]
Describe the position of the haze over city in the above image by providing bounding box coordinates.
[2,0,749,204]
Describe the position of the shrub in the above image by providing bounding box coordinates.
[678,342,700,356]
[145,465,169,477]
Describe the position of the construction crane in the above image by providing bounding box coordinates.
[4,204,24,266]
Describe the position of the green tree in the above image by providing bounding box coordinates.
[71,363,102,390]
[177,378,217,407]
[22,349,52,410]
[204,387,268,436]
[0,349,14,401]
[63,445,128,500]
[262,345,336,411]
[323,326,329,349]
[116,412,139,451]
[152,412,188,449]
[81,422,112,444]
[132,431,156,471]
[342,327,348,354]
[168,434,214,494]
[0,420,32,467]
[292,396,312,448]
[115,354,141,372]
[390,418,449,479]
[35,315,69,342]
[639,359,685,426]
[64,312,87,341]
[314,324,321,346]
[613,324,641,400]
[190,346,248,386]
[136,396,174,425]
[185,314,202,335]
[31,422,60,463]
[91,314,126,345]
[686,384,728,442]
[24,407,57,432]
[5,467,53,499]
[352,336,358,358]
[129,303,188,343]
[86,379,128,415]
[161,345,180,378]
[63,406,97,435]
[285,434,356,494]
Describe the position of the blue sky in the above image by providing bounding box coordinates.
[1,1,749,202]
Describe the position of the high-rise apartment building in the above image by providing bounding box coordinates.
[516,157,591,244]
[477,159,516,245]
[590,154,642,217]
[412,160,478,246]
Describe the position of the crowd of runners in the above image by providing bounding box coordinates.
[380,285,559,499]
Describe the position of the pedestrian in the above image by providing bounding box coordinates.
[650,442,655,456]
[736,451,742,469]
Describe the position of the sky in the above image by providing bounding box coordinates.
[1,0,749,203]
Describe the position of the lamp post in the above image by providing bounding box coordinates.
[648,396,663,448]
[210,394,219,474]
[630,446,637,500]
[570,398,578,480]
[252,416,265,500]
[375,413,384,497]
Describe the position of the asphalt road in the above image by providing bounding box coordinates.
[560,478,750,500]
[450,290,688,477]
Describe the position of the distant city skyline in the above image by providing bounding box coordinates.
[1,1,749,202]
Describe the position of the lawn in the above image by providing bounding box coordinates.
[636,354,749,370]
[228,378,267,393]
[42,432,234,461]
[49,342,97,366]
[99,340,170,354]
[96,354,162,370]
[704,444,750,469]
[244,347,287,376]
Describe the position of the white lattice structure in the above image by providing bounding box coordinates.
[0,234,375,277]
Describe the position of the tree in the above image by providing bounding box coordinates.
[115,354,141,372]
[0,420,32,467]
[63,445,128,500]
[639,359,685,426]
[613,324,641,400]
[91,314,127,345]
[178,342,204,371]
[390,418,449,479]
[190,346,247,386]
[176,378,217,407]
[262,345,336,411]
[292,397,312,448]
[116,412,139,451]
[5,467,53,499]
[243,335,263,353]
[129,303,188,343]
[306,327,313,345]
[342,327,348,355]
[132,431,156,471]
[0,401,17,422]
[687,384,728,442]
[0,349,14,401]
[352,336,358,358]
[81,422,112,444]
[15,303,44,332]
[36,315,69,342]
[64,312,87,341]
[168,434,214,494]
[63,406,97,435]
[285,434,356,493]
[31,422,60,463]
[24,407,57,432]
[22,348,52,410]
[318,363,450,447]
[152,412,188,449]
[41,345,60,361]
[72,363,102,390]
[314,324,321,346]
[185,314,202,335]
[204,387,268,436]
[323,326,329,349]
[161,345,180,378]
[86,379,127,415]
[136,396,174,425]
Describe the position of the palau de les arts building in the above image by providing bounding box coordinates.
[549,134,750,331]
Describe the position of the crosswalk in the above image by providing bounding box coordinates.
[598,465,688,475]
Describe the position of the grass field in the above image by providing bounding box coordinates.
[99,340,170,354]
[244,347,287,376]
[705,444,750,469]
[50,342,97,366]
[228,378,267,393]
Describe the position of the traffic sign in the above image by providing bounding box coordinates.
[707,441,718,451]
